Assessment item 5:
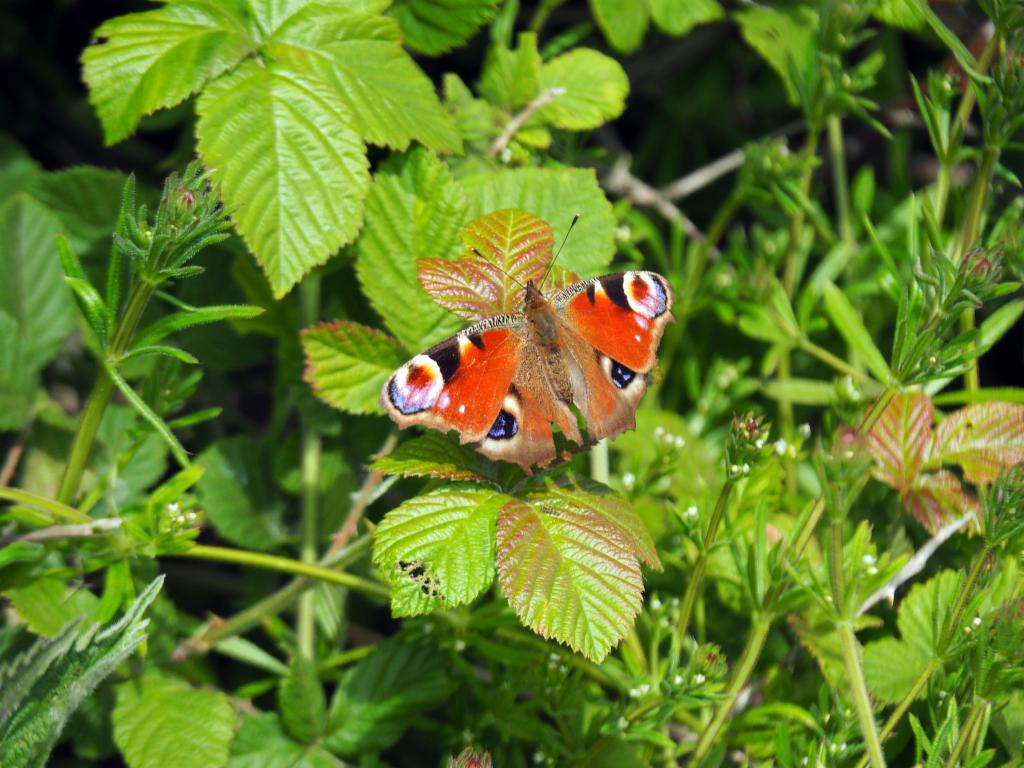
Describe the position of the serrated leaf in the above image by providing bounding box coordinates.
[391,0,499,55]
[928,402,1024,484]
[279,656,327,744]
[324,637,455,755]
[419,208,554,320]
[132,304,264,349]
[462,167,616,277]
[30,167,131,254]
[195,437,286,550]
[114,672,235,768]
[355,147,468,351]
[589,0,649,53]
[371,433,495,482]
[0,195,76,370]
[0,311,34,431]
[496,497,644,662]
[862,637,931,704]
[821,281,892,385]
[269,6,460,152]
[873,0,925,30]
[478,32,542,109]
[534,48,628,131]
[302,320,408,415]
[230,713,342,768]
[196,59,370,298]
[867,391,933,491]
[0,136,41,205]
[735,5,815,104]
[82,1,255,144]
[4,578,98,637]
[373,486,506,617]
[649,0,724,36]
[903,469,979,533]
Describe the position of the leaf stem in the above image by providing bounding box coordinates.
[297,276,322,658]
[677,479,734,638]
[838,621,886,767]
[827,115,854,245]
[0,487,91,524]
[57,281,154,505]
[174,544,390,599]
[945,699,988,768]
[854,659,940,768]
[689,617,770,764]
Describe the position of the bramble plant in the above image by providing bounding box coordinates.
[2,0,1024,766]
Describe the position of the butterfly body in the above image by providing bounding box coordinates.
[381,271,674,473]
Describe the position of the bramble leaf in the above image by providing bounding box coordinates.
[324,637,455,755]
[589,0,649,53]
[371,433,496,483]
[373,486,506,616]
[391,0,499,55]
[478,33,542,109]
[536,49,628,131]
[196,59,370,298]
[822,281,893,385]
[356,148,468,351]
[114,672,235,768]
[496,497,644,662]
[867,391,933,491]
[928,402,1024,484]
[81,1,254,144]
[302,321,408,415]
[230,713,339,767]
[902,469,979,532]
[279,656,327,745]
[649,0,724,36]
[735,5,815,104]
[0,311,34,431]
[462,167,616,276]
[30,166,131,254]
[419,208,554,320]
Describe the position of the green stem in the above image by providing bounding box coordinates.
[838,621,886,768]
[590,439,609,485]
[690,617,771,764]
[827,115,854,245]
[677,480,734,638]
[529,0,565,32]
[940,547,988,651]
[297,277,322,658]
[945,700,987,768]
[175,544,390,599]
[797,336,878,386]
[57,282,154,505]
[953,145,999,265]
[854,660,940,768]
[0,487,91,524]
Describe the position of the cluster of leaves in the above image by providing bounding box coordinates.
[2,0,1024,766]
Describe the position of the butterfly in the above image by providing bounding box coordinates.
[380,270,675,473]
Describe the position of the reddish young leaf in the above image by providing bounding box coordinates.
[928,402,1024,484]
[903,470,980,533]
[418,208,554,320]
[866,391,933,492]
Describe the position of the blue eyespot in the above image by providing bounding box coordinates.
[610,361,636,389]
[488,410,518,440]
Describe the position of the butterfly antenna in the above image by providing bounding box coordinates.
[471,247,528,292]
[541,213,580,287]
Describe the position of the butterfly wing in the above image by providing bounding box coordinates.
[381,318,523,444]
[556,271,674,440]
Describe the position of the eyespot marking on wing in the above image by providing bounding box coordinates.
[387,355,444,414]
[600,354,640,390]
[624,272,669,318]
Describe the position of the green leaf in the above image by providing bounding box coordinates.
[419,208,554,320]
[279,656,327,744]
[873,0,925,30]
[734,5,815,104]
[0,576,163,768]
[478,33,543,109]
[0,195,76,369]
[496,497,644,662]
[82,1,255,144]
[649,0,724,37]
[196,59,370,298]
[462,166,617,277]
[301,320,408,415]
[821,281,892,384]
[355,147,468,351]
[589,0,649,53]
[391,0,499,55]
[114,672,235,768]
[861,637,931,705]
[269,6,460,152]
[230,713,341,768]
[0,311,34,431]
[4,577,98,637]
[867,390,933,492]
[0,135,42,205]
[536,48,628,131]
[373,486,506,617]
[324,637,454,755]
[763,377,835,405]
[132,304,264,349]
[195,437,286,550]
[929,402,1024,484]
[30,167,131,254]
[371,432,496,482]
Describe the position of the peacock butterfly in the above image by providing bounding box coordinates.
[380,268,674,473]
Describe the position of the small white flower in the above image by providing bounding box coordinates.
[615,225,631,242]
[654,426,665,440]
[454,639,466,652]
[628,687,640,698]
[755,438,765,450]
[684,505,699,520]
[868,566,879,576]
[799,423,812,439]
[167,501,180,514]
[670,597,680,608]
[533,751,545,764]
[729,464,739,474]
[500,147,512,164]
[673,674,683,685]
[862,554,876,566]
[774,438,788,456]
[673,435,685,449]
[693,673,706,685]
[973,616,982,627]
[617,716,629,730]
[622,472,636,490]
[741,463,750,475]
[651,596,662,610]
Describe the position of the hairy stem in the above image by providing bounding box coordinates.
[827,115,854,245]
[839,621,886,768]
[0,487,91,524]
[945,699,987,768]
[58,281,155,505]
[297,276,322,658]
[677,479,734,637]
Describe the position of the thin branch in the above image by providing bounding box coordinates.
[487,87,565,159]
[328,431,398,557]
[0,429,28,487]
[14,518,122,543]
[661,149,744,201]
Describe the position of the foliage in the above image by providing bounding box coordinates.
[2,0,1024,766]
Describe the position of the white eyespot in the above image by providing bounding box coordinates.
[624,272,668,319]
[634,334,642,342]
[388,355,444,414]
